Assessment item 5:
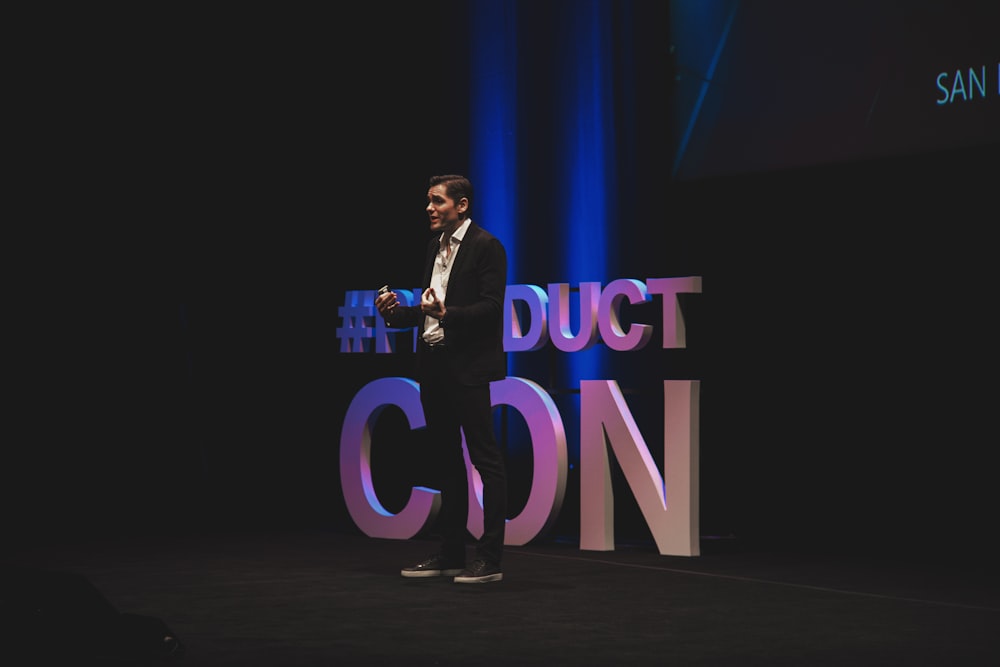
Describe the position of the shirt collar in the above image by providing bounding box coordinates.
[441,218,472,246]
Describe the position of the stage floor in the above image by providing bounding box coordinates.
[4,527,998,666]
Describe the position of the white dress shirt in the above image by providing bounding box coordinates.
[422,218,471,346]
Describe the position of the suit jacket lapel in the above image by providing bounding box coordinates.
[449,222,477,276]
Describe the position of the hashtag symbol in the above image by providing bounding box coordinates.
[337,290,376,353]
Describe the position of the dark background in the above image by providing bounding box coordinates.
[8,2,998,563]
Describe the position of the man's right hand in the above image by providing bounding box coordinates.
[376,291,398,318]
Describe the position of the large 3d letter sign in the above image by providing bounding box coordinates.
[339,377,439,539]
[340,376,567,545]
[338,276,702,556]
[580,380,699,556]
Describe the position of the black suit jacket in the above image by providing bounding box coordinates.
[387,222,507,386]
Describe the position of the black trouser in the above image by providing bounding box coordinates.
[419,350,507,566]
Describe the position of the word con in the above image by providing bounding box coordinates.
[339,376,700,557]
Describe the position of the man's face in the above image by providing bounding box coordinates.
[426,184,466,234]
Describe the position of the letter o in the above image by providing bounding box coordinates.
[463,377,567,545]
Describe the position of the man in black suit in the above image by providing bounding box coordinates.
[376,174,508,583]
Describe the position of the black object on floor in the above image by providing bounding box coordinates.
[2,566,183,665]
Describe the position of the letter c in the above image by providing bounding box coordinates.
[339,377,441,539]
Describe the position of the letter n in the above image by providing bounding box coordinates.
[579,380,700,556]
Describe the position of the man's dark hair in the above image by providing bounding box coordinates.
[429,174,473,215]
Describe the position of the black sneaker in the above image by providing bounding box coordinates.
[454,559,502,583]
[401,554,465,578]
